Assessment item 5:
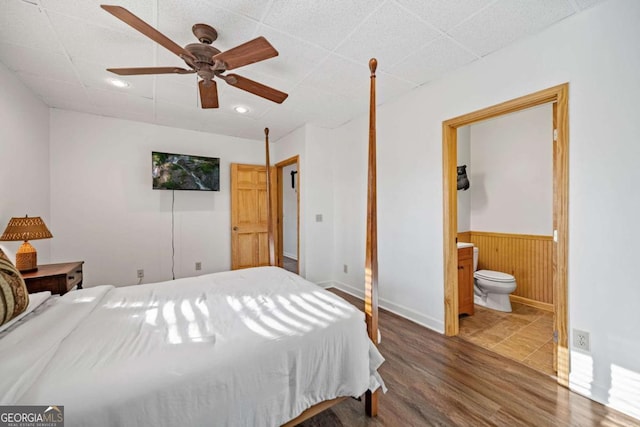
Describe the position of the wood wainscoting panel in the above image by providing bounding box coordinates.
[457,231,472,243]
[469,231,553,305]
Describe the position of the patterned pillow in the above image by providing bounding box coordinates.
[0,257,29,327]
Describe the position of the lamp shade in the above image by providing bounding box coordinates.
[0,216,53,242]
[0,216,53,273]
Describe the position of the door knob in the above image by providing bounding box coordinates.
[233,226,238,231]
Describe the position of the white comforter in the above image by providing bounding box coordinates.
[0,267,384,426]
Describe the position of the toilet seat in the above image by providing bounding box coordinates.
[474,269,515,283]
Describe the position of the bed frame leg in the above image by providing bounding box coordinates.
[365,390,379,417]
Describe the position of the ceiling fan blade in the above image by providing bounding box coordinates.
[199,80,219,109]
[225,74,288,104]
[107,67,195,76]
[212,37,278,70]
[101,5,195,60]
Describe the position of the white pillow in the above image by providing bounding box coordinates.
[0,291,51,333]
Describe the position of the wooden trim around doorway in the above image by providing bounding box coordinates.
[442,83,570,386]
[275,156,300,271]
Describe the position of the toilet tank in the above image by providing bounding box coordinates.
[473,247,479,271]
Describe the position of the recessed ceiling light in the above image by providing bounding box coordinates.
[234,106,249,114]
[108,78,130,88]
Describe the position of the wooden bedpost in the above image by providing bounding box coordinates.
[364,58,380,417]
[265,127,275,266]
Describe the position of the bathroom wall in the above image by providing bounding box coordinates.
[469,104,553,235]
[457,126,471,233]
[282,163,298,259]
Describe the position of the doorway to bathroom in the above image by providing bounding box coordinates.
[275,156,300,274]
[441,84,569,386]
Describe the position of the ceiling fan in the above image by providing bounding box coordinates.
[100,5,288,109]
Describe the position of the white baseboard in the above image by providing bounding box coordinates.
[330,280,445,334]
[315,280,335,289]
[283,252,298,260]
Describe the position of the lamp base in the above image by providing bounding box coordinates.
[16,241,38,273]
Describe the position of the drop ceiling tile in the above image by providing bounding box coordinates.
[157,0,259,51]
[155,77,200,109]
[448,0,575,57]
[205,0,271,21]
[574,0,606,10]
[376,72,419,105]
[92,105,155,124]
[260,106,308,139]
[0,42,78,84]
[288,84,367,128]
[155,100,212,131]
[336,2,441,70]
[302,55,367,98]
[394,0,495,31]
[242,25,330,86]
[48,101,102,117]
[389,37,477,85]
[198,109,263,137]
[40,0,154,34]
[73,59,154,99]
[85,87,154,118]
[263,0,386,50]
[0,0,65,53]
[48,12,155,66]
[16,72,88,105]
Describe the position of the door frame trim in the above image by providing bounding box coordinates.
[442,83,570,386]
[275,156,300,271]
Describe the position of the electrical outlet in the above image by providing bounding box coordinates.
[343,264,348,273]
[573,329,590,351]
[137,269,144,279]
[195,262,202,271]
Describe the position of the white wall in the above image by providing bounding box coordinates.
[330,0,640,419]
[469,104,552,235]
[456,126,471,232]
[271,124,334,285]
[272,127,307,278]
[0,62,51,264]
[282,163,298,259]
[49,109,264,286]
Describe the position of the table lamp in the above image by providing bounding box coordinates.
[0,215,53,272]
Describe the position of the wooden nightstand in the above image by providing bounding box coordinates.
[21,261,84,295]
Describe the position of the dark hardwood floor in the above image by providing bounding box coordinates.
[299,289,639,427]
[283,256,298,274]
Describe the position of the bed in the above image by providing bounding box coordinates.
[0,58,383,426]
[0,267,384,426]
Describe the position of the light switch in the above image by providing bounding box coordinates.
[316,214,323,222]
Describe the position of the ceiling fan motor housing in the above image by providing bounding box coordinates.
[192,24,218,44]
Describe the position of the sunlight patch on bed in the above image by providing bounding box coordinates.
[290,295,336,322]
[72,296,98,303]
[301,293,350,319]
[262,296,311,333]
[313,291,354,310]
[276,295,329,328]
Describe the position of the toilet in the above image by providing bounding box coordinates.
[472,247,517,312]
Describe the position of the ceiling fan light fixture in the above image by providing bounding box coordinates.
[234,106,249,114]
[108,78,130,88]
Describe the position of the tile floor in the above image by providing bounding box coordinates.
[458,302,555,376]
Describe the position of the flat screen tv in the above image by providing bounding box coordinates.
[152,151,220,191]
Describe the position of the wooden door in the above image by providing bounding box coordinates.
[230,164,276,270]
